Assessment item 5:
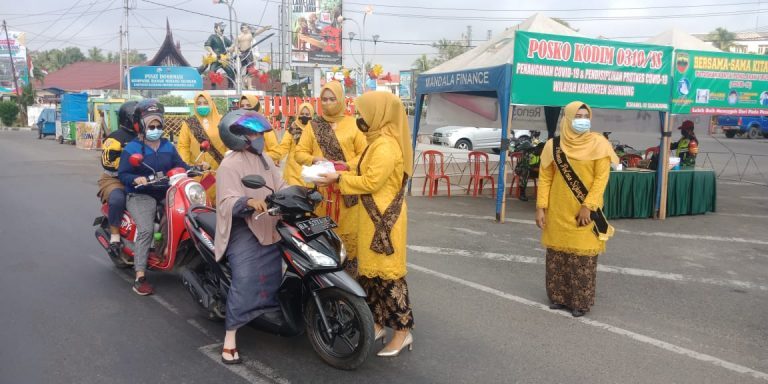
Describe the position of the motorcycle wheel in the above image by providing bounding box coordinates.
[306,288,374,370]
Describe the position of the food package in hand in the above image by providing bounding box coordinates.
[301,161,336,183]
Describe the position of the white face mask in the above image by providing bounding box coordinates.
[571,118,591,134]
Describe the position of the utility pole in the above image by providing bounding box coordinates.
[124,0,131,99]
[119,25,123,96]
[281,0,289,97]
[487,29,492,40]
[466,25,472,48]
[2,20,20,97]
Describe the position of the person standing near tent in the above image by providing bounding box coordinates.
[178,92,228,202]
[315,91,415,357]
[535,101,619,317]
[268,102,314,186]
[295,81,367,261]
[671,120,698,167]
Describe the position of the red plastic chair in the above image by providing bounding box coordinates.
[507,152,537,197]
[422,150,451,197]
[466,151,495,196]
[621,154,643,168]
[644,147,659,160]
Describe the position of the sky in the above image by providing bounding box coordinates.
[3,0,768,75]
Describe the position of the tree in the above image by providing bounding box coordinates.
[17,83,36,126]
[412,54,431,72]
[158,95,187,107]
[552,18,579,32]
[430,38,470,67]
[709,27,736,51]
[88,47,105,62]
[0,101,20,126]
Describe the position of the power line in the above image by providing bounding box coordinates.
[342,8,768,22]
[3,0,112,20]
[27,0,86,45]
[342,1,760,13]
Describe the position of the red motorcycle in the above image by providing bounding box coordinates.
[93,143,212,270]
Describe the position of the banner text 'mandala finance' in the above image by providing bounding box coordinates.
[525,38,664,70]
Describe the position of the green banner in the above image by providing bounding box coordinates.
[512,31,673,111]
[671,49,768,115]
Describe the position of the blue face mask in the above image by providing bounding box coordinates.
[145,128,163,141]
[571,118,591,134]
[248,136,265,154]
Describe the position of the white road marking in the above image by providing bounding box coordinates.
[743,196,768,201]
[422,211,768,246]
[713,212,768,219]
[408,245,768,292]
[88,253,289,383]
[452,227,487,236]
[408,263,768,382]
[187,318,221,342]
[199,343,290,384]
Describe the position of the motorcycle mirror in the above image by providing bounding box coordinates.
[129,153,144,168]
[199,140,210,152]
[241,175,267,190]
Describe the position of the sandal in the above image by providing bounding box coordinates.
[221,347,242,365]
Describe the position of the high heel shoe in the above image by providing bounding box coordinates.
[374,327,386,345]
[377,332,413,357]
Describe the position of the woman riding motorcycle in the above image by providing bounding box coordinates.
[117,99,190,296]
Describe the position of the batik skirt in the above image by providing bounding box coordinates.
[545,249,598,312]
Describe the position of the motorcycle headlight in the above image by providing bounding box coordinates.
[185,183,208,206]
[292,238,337,267]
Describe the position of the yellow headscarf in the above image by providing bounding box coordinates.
[193,91,222,127]
[540,101,619,168]
[320,81,346,122]
[240,94,261,112]
[355,91,414,177]
[295,102,315,130]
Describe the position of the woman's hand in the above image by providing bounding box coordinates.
[535,208,546,229]
[577,206,593,227]
[315,173,340,186]
[134,176,148,186]
[312,157,327,164]
[247,198,268,213]
[197,161,211,171]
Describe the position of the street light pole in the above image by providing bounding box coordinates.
[2,20,20,97]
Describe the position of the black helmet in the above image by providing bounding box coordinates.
[118,101,139,132]
[132,99,165,134]
[218,109,272,151]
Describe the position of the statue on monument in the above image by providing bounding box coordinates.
[199,22,235,89]
[237,23,270,90]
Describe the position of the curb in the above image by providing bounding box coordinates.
[0,127,34,131]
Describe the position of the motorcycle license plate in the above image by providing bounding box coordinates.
[295,216,337,236]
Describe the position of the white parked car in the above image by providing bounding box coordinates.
[431,126,532,152]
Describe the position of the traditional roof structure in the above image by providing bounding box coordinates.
[146,19,191,67]
[34,61,120,91]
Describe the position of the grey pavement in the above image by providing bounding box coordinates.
[1,130,767,383]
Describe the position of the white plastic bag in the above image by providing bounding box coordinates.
[301,161,336,183]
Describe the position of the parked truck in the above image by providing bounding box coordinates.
[717,116,768,139]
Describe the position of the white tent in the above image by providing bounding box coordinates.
[645,28,721,52]
[426,13,583,74]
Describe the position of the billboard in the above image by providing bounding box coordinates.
[671,49,768,115]
[291,0,342,67]
[128,66,203,90]
[512,31,672,111]
[0,30,29,94]
[399,70,413,100]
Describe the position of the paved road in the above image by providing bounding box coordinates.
[1,131,767,383]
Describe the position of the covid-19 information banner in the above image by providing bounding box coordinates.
[671,49,768,115]
[512,31,673,111]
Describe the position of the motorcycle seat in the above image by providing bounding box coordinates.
[194,211,217,240]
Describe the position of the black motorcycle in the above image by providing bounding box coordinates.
[511,133,544,201]
[182,175,374,370]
